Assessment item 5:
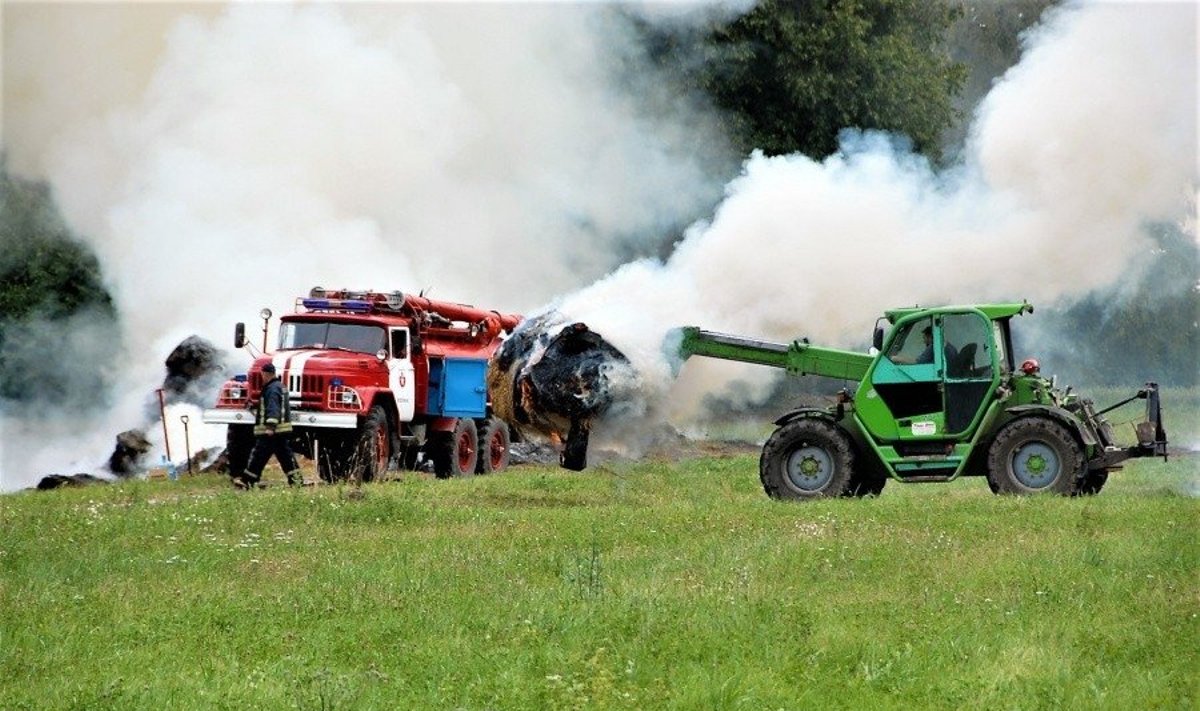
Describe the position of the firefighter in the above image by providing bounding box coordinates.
[235,363,303,488]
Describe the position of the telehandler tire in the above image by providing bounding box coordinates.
[432,418,478,478]
[349,405,391,483]
[986,416,1084,495]
[1076,470,1109,496]
[844,461,888,498]
[759,418,854,499]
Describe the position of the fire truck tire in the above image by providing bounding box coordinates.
[225,425,254,479]
[350,406,392,483]
[398,445,421,471]
[432,418,478,478]
[986,416,1084,495]
[316,433,351,482]
[476,417,510,474]
[759,418,854,500]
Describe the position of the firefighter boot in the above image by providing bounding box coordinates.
[286,469,304,487]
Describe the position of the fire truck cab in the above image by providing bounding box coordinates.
[203,288,522,482]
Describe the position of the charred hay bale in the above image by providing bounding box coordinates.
[108,429,152,476]
[36,473,105,490]
[162,335,222,397]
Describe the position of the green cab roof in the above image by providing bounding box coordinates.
[884,302,1033,324]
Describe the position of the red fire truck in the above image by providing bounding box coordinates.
[202,288,522,481]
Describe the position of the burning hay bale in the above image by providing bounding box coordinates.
[161,335,225,405]
[488,312,635,470]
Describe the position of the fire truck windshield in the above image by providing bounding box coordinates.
[279,321,386,354]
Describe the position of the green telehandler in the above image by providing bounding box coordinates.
[674,302,1168,499]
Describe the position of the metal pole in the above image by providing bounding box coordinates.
[157,388,172,461]
[180,415,193,474]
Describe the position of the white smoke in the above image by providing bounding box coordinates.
[559,1,1197,423]
[1,2,734,490]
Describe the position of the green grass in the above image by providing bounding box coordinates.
[1,451,1196,710]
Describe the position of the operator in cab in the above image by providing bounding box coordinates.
[892,324,957,365]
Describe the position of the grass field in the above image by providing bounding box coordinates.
[1,443,1196,710]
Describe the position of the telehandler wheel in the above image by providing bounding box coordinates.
[986,417,1084,495]
[225,425,254,480]
[349,406,391,483]
[844,462,888,498]
[432,418,478,478]
[1076,470,1109,496]
[759,419,854,499]
[476,417,511,474]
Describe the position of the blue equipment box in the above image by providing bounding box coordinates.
[427,357,488,418]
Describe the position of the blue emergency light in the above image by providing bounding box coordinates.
[301,298,372,313]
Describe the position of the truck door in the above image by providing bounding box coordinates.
[388,328,416,422]
[940,312,995,435]
[862,312,996,442]
[868,316,947,439]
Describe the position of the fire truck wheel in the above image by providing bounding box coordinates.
[759,418,854,500]
[986,416,1084,495]
[398,445,421,471]
[476,417,511,474]
[432,418,478,478]
[351,406,392,483]
[225,425,254,479]
[316,433,351,482]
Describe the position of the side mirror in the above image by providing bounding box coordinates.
[376,349,388,362]
[872,325,885,351]
[234,323,246,349]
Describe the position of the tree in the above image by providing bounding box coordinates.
[941,0,1062,153]
[0,161,119,405]
[638,0,967,160]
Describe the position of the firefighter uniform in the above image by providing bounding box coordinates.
[239,365,302,487]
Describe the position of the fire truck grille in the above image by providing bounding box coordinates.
[288,374,327,407]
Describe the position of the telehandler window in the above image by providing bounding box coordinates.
[887,318,934,365]
[943,313,991,379]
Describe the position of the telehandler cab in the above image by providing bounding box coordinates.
[675,302,1167,499]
